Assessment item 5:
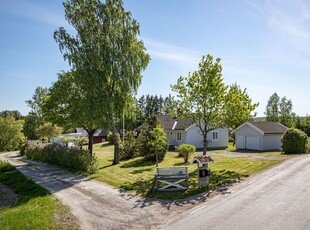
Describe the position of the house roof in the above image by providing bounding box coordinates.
[234,121,288,135]
[75,128,108,137]
[157,115,193,130]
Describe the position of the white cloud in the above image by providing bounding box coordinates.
[0,0,71,28]
[142,37,202,66]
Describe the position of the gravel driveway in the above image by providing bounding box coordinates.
[0,152,207,230]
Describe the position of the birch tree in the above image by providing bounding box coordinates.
[54,0,150,163]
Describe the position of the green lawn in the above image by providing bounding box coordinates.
[89,143,286,199]
[0,161,77,230]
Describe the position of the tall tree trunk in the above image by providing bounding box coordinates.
[87,129,96,157]
[112,126,120,165]
[203,134,208,155]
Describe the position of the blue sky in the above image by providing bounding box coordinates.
[0,0,309,117]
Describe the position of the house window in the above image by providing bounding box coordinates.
[212,131,219,141]
[176,132,182,141]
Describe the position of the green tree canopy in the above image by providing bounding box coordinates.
[54,0,150,164]
[137,115,167,164]
[224,84,259,130]
[36,122,62,143]
[0,116,25,151]
[265,92,280,122]
[42,71,99,154]
[0,110,23,120]
[171,54,227,155]
[296,115,310,136]
[23,113,41,140]
[25,86,49,120]
[265,92,296,127]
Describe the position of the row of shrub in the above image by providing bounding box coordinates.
[20,140,96,173]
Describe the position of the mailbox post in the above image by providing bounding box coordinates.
[191,155,214,186]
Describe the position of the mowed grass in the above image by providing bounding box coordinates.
[0,161,77,230]
[89,143,285,199]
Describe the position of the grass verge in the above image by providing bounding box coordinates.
[89,143,285,199]
[0,161,77,230]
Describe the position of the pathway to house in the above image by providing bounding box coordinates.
[0,152,208,230]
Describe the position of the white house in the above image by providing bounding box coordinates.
[158,115,228,149]
[53,133,84,147]
[232,121,288,151]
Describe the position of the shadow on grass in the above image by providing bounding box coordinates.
[173,162,190,166]
[130,168,153,174]
[120,158,155,168]
[98,164,113,170]
[118,169,246,210]
[100,143,112,148]
[0,164,49,206]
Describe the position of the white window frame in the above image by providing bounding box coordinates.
[176,132,182,141]
[212,131,219,141]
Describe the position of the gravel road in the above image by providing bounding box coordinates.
[0,152,206,230]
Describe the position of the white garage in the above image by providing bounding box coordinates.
[233,122,288,151]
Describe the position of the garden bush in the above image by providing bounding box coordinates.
[20,140,96,173]
[281,128,308,154]
[120,131,138,161]
[137,121,168,162]
[178,144,196,163]
[108,132,120,145]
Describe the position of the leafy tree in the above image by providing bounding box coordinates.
[296,115,310,136]
[278,97,297,127]
[120,131,138,160]
[137,94,174,116]
[54,0,150,164]
[0,116,25,151]
[36,122,63,143]
[171,54,227,155]
[177,144,196,163]
[26,86,49,120]
[265,93,296,127]
[0,110,23,120]
[265,92,280,122]
[42,71,101,155]
[148,125,168,166]
[224,84,259,133]
[23,113,41,140]
[163,94,174,115]
[137,115,167,163]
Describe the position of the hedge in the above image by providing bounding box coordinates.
[20,141,96,173]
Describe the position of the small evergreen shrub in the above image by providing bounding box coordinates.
[120,131,138,161]
[137,123,168,162]
[178,144,196,163]
[281,128,308,154]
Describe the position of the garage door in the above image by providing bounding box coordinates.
[246,136,259,150]
[236,135,245,149]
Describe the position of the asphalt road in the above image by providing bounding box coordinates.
[164,154,310,230]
